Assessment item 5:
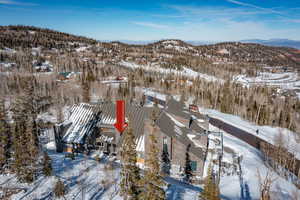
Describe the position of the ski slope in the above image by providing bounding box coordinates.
[234,72,300,98]
[119,61,222,82]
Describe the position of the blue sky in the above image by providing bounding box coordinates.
[0,0,300,41]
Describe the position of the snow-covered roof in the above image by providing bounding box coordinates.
[144,90,167,101]
[61,102,153,144]
[62,103,101,144]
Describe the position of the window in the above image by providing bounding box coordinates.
[190,161,197,171]
[163,143,168,153]
[163,137,168,152]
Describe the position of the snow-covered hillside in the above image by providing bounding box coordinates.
[119,61,222,82]
[234,72,300,99]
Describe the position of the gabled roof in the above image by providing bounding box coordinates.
[61,102,152,144]
[93,101,153,142]
[155,97,208,160]
[166,98,207,129]
[166,98,206,120]
[155,112,206,160]
[60,98,208,161]
[62,103,101,144]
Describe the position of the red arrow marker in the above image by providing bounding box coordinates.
[114,100,128,133]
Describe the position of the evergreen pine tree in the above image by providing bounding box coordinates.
[200,165,220,200]
[0,99,11,172]
[11,79,40,182]
[120,124,141,200]
[82,81,91,103]
[184,144,193,183]
[151,102,159,123]
[140,133,165,200]
[161,143,170,176]
[43,151,52,176]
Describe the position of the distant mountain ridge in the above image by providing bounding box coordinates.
[240,39,300,50]
[118,39,300,49]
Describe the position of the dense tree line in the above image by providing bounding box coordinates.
[0,77,52,182]
[0,25,97,49]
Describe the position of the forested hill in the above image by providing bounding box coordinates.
[0,25,97,49]
[0,25,300,69]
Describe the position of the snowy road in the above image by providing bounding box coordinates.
[209,117,300,176]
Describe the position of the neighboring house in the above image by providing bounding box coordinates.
[0,62,17,71]
[57,72,78,81]
[153,98,209,178]
[143,90,168,107]
[33,61,53,72]
[54,97,209,179]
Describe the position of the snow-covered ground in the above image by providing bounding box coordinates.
[76,46,90,52]
[101,76,128,88]
[234,72,300,98]
[119,61,222,82]
[0,47,16,54]
[161,40,196,53]
[209,123,300,200]
[0,62,16,69]
[200,107,300,160]
[0,131,203,200]
[0,134,124,200]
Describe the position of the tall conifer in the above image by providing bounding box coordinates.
[120,124,141,200]
[11,78,40,182]
[0,99,11,172]
[200,165,220,200]
[140,133,165,200]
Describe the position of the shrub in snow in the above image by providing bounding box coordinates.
[54,179,67,198]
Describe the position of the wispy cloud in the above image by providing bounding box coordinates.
[282,19,300,23]
[152,14,184,19]
[226,0,281,14]
[164,4,276,25]
[0,0,37,6]
[132,22,169,29]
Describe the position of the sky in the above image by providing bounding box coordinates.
[0,0,300,41]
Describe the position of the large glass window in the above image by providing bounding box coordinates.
[191,161,197,171]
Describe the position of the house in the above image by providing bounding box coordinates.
[55,97,209,179]
[143,90,168,107]
[57,72,78,81]
[153,98,209,177]
[189,104,199,113]
[0,62,17,71]
[54,103,102,153]
[33,60,53,72]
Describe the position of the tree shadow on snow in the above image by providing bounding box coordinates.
[164,177,231,200]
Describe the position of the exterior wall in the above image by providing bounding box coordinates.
[143,119,205,178]
[169,136,204,177]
